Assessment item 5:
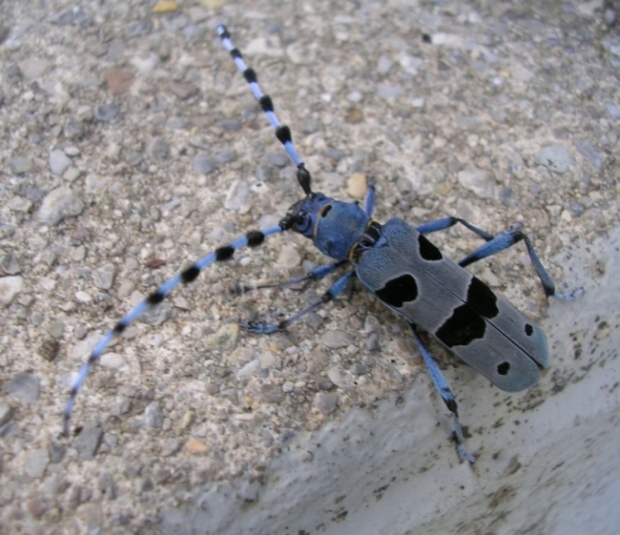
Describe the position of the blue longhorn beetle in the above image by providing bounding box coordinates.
[63,24,582,462]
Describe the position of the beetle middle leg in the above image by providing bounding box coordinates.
[240,270,356,334]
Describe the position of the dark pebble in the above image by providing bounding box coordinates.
[148,138,171,162]
[73,427,104,460]
[263,152,289,167]
[8,373,40,403]
[193,153,216,174]
[94,103,119,123]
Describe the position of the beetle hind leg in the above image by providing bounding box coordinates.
[409,322,476,463]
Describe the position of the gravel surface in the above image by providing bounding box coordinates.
[0,0,619,533]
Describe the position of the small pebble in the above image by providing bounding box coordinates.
[100,353,126,369]
[170,82,198,100]
[92,264,116,290]
[457,169,496,199]
[224,180,249,211]
[323,330,354,349]
[260,383,284,404]
[377,84,403,99]
[144,402,163,428]
[575,139,602,170]
[205,323,239,352]
[377,55,393,74]
[46,321,65,339]
[103,67,134,95]
[48,443,67,464]
[148,138,171,162]
[9,156,32,174]
[193,153,216,174]
[275,245,301,269]
[0,404,14,426]
[8,372,40,403]
[94,103,119,123]
[215,150,237,164]
[39,186,84,226]
[0,276,23,305]
[18,57,50,79]
[74,427,104,460]
[161,438,181,457]
[314,392,338,415]
[25,449,49,479]
[49,149,72,175]
[347,173,367,199]
[185,438,209,454]
[535,145,573,174]
[263,152,290,167]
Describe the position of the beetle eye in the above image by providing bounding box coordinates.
[295,213,311,232]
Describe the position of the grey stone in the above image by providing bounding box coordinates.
[148,138,171,162]
[377,55,393,74]
[377,84,403,99]
[39,186,84,226]
[0,404,13,426]
[92,264,116,290]
[194,153,217,175]
[260,383,284,404]
[351,362,367,375]
[314,392,338,415]
[605,101,620,120]
[0,275,23,305]
[144,402,163,428]
[94,103,119,122]
[575,139,602,170]
[25,448,49,479]
[263,152,290,167]
[215,150,237,164]
[224,180,249,211]
[253,165,273,181]
[49,149,72,175]
[18,57,49,79]
[170,82,198,100]
[9,156,32,174]
[569,203,585,218]
[46,321,65,339]
[8,372,39,403]
[323,330,354,349]
[219,119,242,131]
[73,427,103,460]
[457,169,496,199]
[63,121,86,139]
[48,443,66,463]
[535,145,573,174]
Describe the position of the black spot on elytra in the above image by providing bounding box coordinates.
[418,234,443,261]
[436,305,486,347]
[525,323,534,336]
[466,277,499,318]
[375,274,418,308]
[321,205,332,217]
[497,361,511,376]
